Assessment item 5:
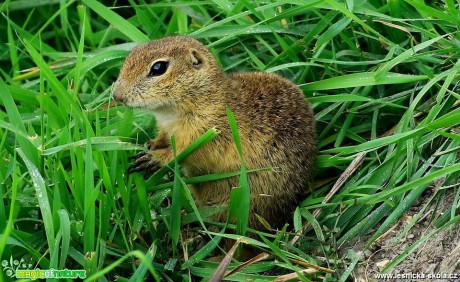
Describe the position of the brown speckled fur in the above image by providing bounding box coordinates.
[112,36,316,232]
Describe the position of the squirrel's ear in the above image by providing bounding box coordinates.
[190,49,204,69]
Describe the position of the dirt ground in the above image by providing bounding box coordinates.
[350,189,460,282]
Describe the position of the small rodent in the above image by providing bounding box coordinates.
[112,36,316,231]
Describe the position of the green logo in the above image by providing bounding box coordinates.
[1,256,86,280]
[2,257,34,278]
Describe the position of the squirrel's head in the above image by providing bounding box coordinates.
[112,36,222,111]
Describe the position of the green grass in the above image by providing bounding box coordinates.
[1,0,460,281]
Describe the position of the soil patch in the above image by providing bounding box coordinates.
[351,189,460,282]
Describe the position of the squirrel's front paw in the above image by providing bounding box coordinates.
[128,151,162,174]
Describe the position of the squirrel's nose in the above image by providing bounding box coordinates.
[111,82,126,103]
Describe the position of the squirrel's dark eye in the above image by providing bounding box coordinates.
[148,61,169,77]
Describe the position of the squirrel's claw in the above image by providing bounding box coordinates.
[129,151,147,161]
[128,151,162,174]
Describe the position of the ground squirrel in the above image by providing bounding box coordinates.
[112,36,316,232]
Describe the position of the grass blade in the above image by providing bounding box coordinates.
[16,148,55,256]
[169,135,182,252]
[81,0,149,42]
[226,107,250,236]
[301,72,427,91]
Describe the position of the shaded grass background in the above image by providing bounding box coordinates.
[0,0,460,281]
